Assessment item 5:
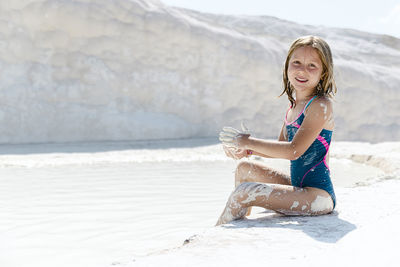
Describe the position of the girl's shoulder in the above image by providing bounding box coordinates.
[305,96,334,118]
[312,96,333,109]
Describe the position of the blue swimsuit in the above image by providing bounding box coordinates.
[285,96,336,208]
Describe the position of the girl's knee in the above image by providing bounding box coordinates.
[236,161,251,175]
[234,181,257,193]
[232,182,274,205]
[235,161,254,184]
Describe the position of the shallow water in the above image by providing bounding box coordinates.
[0,161,236,264]
[0,140,394,267]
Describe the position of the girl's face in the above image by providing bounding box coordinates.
[287,46,323,95]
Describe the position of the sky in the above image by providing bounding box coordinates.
[160,0,400,38]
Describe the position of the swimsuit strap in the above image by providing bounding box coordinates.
[285,96,317,125]
[303,95,317,113]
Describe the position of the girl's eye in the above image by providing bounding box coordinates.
[292,61,300,65]
[309,64,317,68]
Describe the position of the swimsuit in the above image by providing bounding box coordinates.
[285,96,336,208]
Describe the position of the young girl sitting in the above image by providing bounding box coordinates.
[216,35,337,226]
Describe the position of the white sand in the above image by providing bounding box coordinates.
[133,180,400,267]
[0,139,399,267]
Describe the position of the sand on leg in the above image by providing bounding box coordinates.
[234,161,291,216]
[216,182,333,226]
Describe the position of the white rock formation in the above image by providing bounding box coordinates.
[0,0,399,144]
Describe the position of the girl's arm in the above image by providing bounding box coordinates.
[240,99,332,160]
[248,121,287,158]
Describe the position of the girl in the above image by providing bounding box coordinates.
[216,36,337,226]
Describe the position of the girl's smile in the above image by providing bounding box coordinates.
[295,77,308,83]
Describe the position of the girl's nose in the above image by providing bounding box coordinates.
[296,66,306,75]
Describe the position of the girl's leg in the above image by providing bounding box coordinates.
[235,161,291,187]
[216,182,333,226]
[234,161,291,215]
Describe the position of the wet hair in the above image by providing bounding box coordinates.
[280,35,337,107]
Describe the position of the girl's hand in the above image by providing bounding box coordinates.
[235,133,250,150]
[223,145,248,160]
[219,122,251,149]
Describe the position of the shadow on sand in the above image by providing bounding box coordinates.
[223,210,356,243]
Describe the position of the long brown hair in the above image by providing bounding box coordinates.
[280,36,337,107]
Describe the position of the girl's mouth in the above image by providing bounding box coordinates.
[295,77,308,83]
